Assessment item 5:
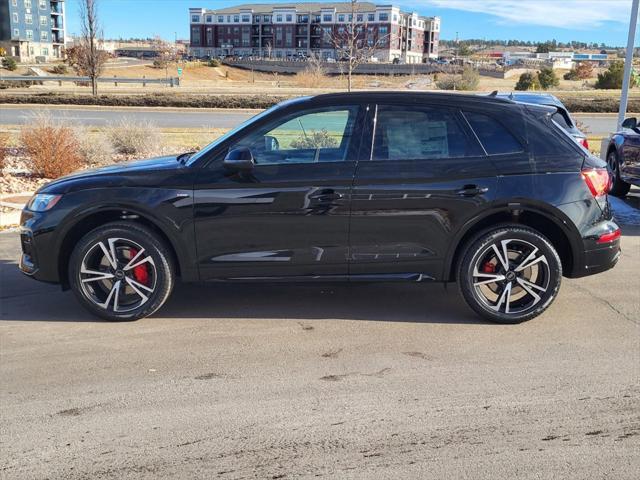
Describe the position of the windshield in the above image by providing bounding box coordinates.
[186,98,306,166]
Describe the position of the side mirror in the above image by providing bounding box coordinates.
[223,147,255,171]
[622,117,637,130]
[264,135,280,152]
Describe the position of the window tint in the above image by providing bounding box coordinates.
[551,111,572,129]
[372,105,479,161]
[235,106,359,165]
[464,111,523,155]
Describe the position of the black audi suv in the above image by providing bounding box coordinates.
[19,92,620,323]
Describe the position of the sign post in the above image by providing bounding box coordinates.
[618,0,639,130]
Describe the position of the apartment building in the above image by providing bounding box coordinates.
[0,0,66,62]
[189,2,440,63]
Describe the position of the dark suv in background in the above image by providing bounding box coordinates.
[19,93,620,324]
[603,116,640,197]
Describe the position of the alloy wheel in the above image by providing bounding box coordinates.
[79,238,157,313]
[471,239,550,315]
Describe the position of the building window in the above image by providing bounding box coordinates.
[191,27,200,44]
[264,15,271,22]
[13,28,19,37]
[24,0,32,7]
[234,15,239,23]
[40,30,47,40]
[286,14,292,22]
[368,13,375,22]
[323,14,332,22]
[25,14,33,24]
[12,0,17,6]
[39,0,46,8]
[218,16,223,22]
[191,15,199,23]
[276,14,282,22]
[26,29,33,40]
[242,14,250,22]
[338,14,345,22]
[42,47,49,55]
[12,12,18,23]
[206,15,212,23]
[393,14,398,22]
[380,26,388,34]
[40,15,47,26]
[379,13,389,21]
[357,14,363,22]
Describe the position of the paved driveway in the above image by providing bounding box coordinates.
[1,200,639,479]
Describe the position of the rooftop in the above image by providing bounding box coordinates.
[200,2,391,14]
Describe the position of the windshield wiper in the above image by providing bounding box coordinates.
[176,152,196,164]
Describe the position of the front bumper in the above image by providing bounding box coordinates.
[18,209,62,284]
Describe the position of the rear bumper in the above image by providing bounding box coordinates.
[567,219,621,278]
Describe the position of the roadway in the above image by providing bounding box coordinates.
[0,105,622,136]
[1,195,639,479]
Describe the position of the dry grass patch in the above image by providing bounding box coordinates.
[0,132,9,172]
[106,118,161,156]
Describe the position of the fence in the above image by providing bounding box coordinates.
[0,75,180,87]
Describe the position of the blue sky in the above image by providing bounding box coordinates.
[65,0,637,46]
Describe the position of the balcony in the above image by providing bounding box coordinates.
[50,1,63,14]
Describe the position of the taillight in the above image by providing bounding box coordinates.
[581,168,611,197]
[580,138,589,150]
[597,228,621,244]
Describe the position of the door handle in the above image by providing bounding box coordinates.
[456,185,489,197]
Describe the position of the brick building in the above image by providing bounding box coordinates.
[189,2,440,63]
[0,0,66,61]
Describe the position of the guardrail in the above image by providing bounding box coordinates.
[0,75,180,87]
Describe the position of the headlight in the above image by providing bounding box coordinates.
[27,194,62,212]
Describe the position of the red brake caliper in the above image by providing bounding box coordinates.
[129,248,149,285]
[483,261,496,273]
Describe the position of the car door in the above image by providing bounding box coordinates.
[193,103,365,280]
[349,102,507,281]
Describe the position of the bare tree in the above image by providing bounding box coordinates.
[78,0,107,96]
[331,0,390,92]
[151,36,179,81]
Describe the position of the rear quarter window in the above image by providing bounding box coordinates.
[464,111,524,155]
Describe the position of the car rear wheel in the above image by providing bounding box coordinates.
[69,222,175,321]
[458,226,562,324]
[607,150,631,198]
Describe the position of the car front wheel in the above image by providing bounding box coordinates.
[458,226,562,324]
[607,150,631,198]
[69,222,175,321]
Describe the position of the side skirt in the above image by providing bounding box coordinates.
[205,273,436,283]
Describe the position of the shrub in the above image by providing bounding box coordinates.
[208,58,221,67]
[563,70,579,81]
[537,67,559,90]
[295,60,328,88]
[49,64,68,75]
[20,113,83,178]
[0,132,9,171]
[106,118,161,156]
[290,129,338,149]
[2,57,17,71]
[595,61,625,89]
[515,72,540,91]
[73,127,116,166]
[435,66,479,91]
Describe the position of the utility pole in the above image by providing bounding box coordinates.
[618,0,639,130]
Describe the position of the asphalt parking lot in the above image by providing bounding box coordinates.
[1,196,639,479]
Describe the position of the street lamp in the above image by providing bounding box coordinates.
[617,0,639,130]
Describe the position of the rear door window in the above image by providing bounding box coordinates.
[464,111,524,155]
[372,105,481,161]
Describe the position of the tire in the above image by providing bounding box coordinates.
[607,150,631,198]
[458,225,562,324]
[69,222,175,321]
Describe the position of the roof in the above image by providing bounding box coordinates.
[304,91,517,107]
[205,2,387,14]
